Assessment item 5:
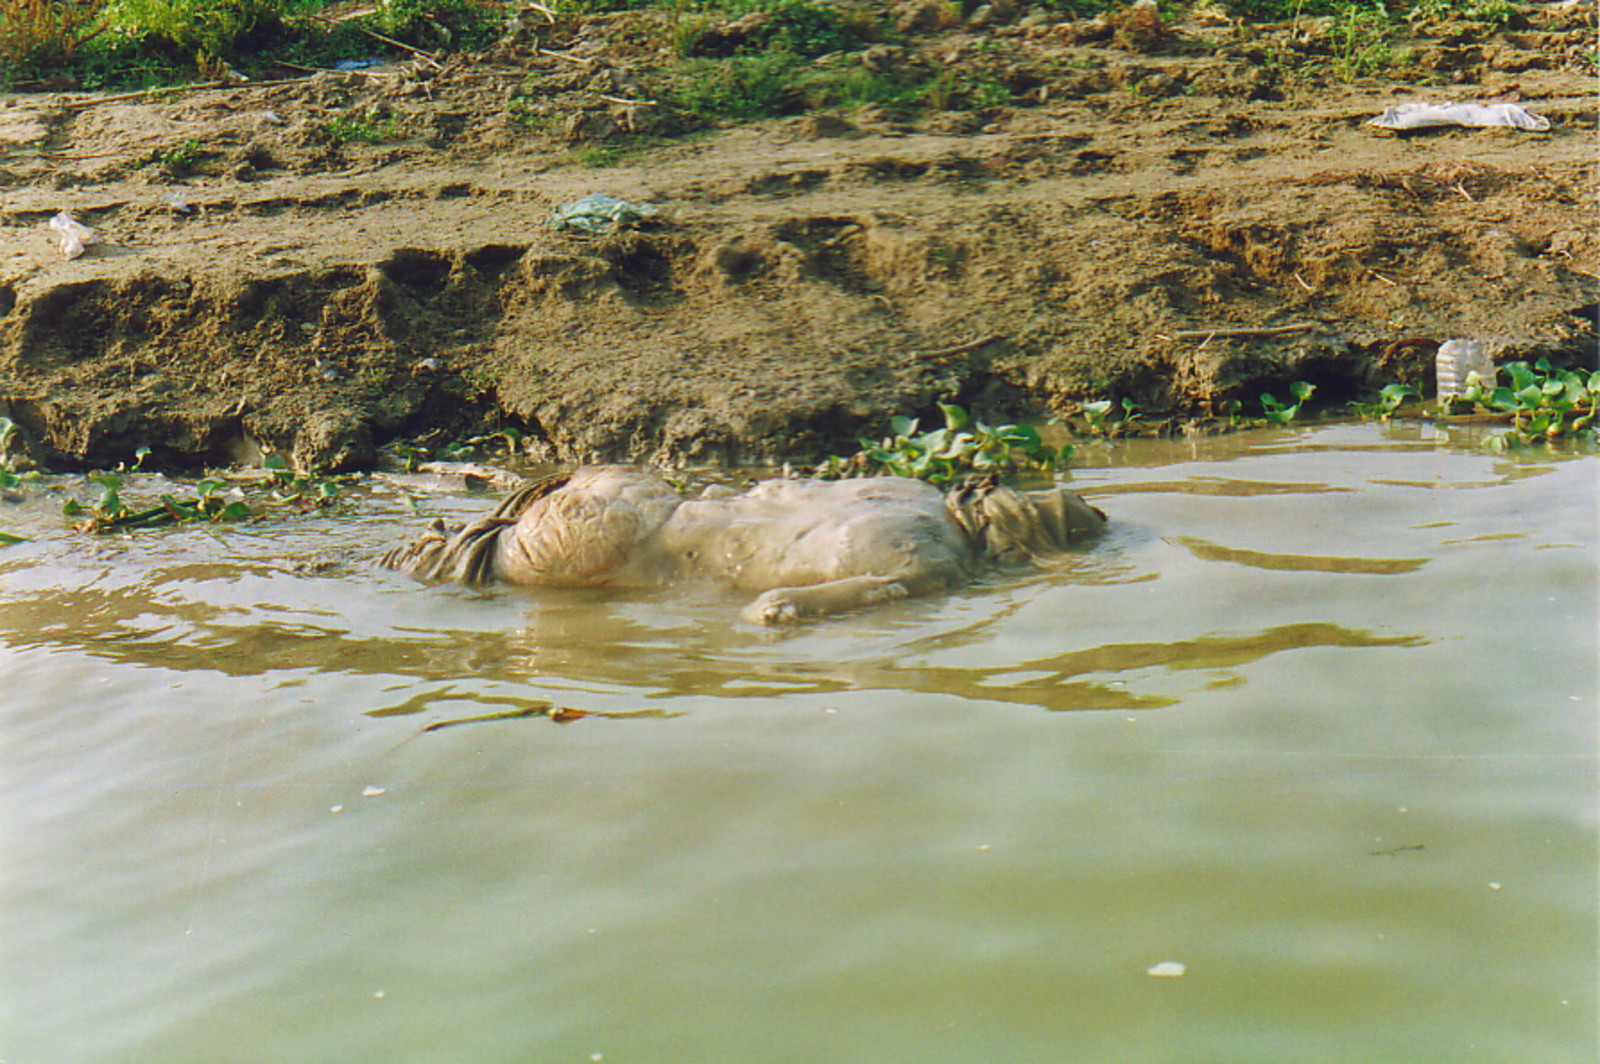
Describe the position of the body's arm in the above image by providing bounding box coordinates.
[741,575,912,625]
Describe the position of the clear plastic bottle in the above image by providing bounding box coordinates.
[1434,339,1494,400]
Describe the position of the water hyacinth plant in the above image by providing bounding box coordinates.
[61,451,344,533]
[1259,381,1316,426]
[823,402,1072,487]
[63,471,254,532]
[1349,382,1420,421]
[1450,358,1599,448]
[1077,396,1145,437]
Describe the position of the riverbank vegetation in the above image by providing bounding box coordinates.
[0,0,1559,95]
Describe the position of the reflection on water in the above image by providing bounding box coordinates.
[1,423,1595,1064]
[0,574,1426,712]
[1087,476,1353,497]
[1170,536,1429,575]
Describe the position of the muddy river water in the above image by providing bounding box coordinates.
[2,423,1595,1063]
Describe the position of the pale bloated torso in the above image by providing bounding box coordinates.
[659,475,976,593]
[493,467,975,593]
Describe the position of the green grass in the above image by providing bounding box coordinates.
[320,105,402,144]
[667,50,802,119]
[1,0,503,88]
[144,136,203,175]
[0,0,105,79]
[1,0,1527,96]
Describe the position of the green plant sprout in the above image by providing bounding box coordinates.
[1349,382,1419,420]
[1080,399,1114,435]
[321,106,401,145]
[262,452,343,505]
[1260,381,1316,425]
[144,137,203,177]
[1078,397,1142,437]
[436,427,524,462]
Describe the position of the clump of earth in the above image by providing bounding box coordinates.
[0,1,1594,471]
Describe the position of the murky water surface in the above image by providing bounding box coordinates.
[2,424,1595,1063]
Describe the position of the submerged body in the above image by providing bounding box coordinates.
[383,466,1106,623]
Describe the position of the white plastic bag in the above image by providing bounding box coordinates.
[1370,102,1550,132]
[48,211,96,259]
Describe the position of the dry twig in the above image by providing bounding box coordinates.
[1161,322,1318,341]
[539,47,594,65]
[914,334,1006,359]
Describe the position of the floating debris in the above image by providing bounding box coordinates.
[420,703,683,732]
[1147,961,1186,978]
[422,703,553,732]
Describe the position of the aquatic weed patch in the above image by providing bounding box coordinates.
[1452,359,1599,449]
[62,453,346,534]
[0,416,36,545]
[823,402,1072,487]
[1349,360,1599,448]
[62,471,252,532]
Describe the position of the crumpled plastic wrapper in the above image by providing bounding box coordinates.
[48,211,97,259]
[1369,101,1551,132]
[548,193,660,235]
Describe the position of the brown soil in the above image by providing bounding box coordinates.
[1,3,1595,471]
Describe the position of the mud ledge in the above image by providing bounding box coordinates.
[1,5,1595,471]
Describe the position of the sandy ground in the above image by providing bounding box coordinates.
[0,1,1595,470]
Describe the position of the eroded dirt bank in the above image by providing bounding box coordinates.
[1,4,1596,471]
